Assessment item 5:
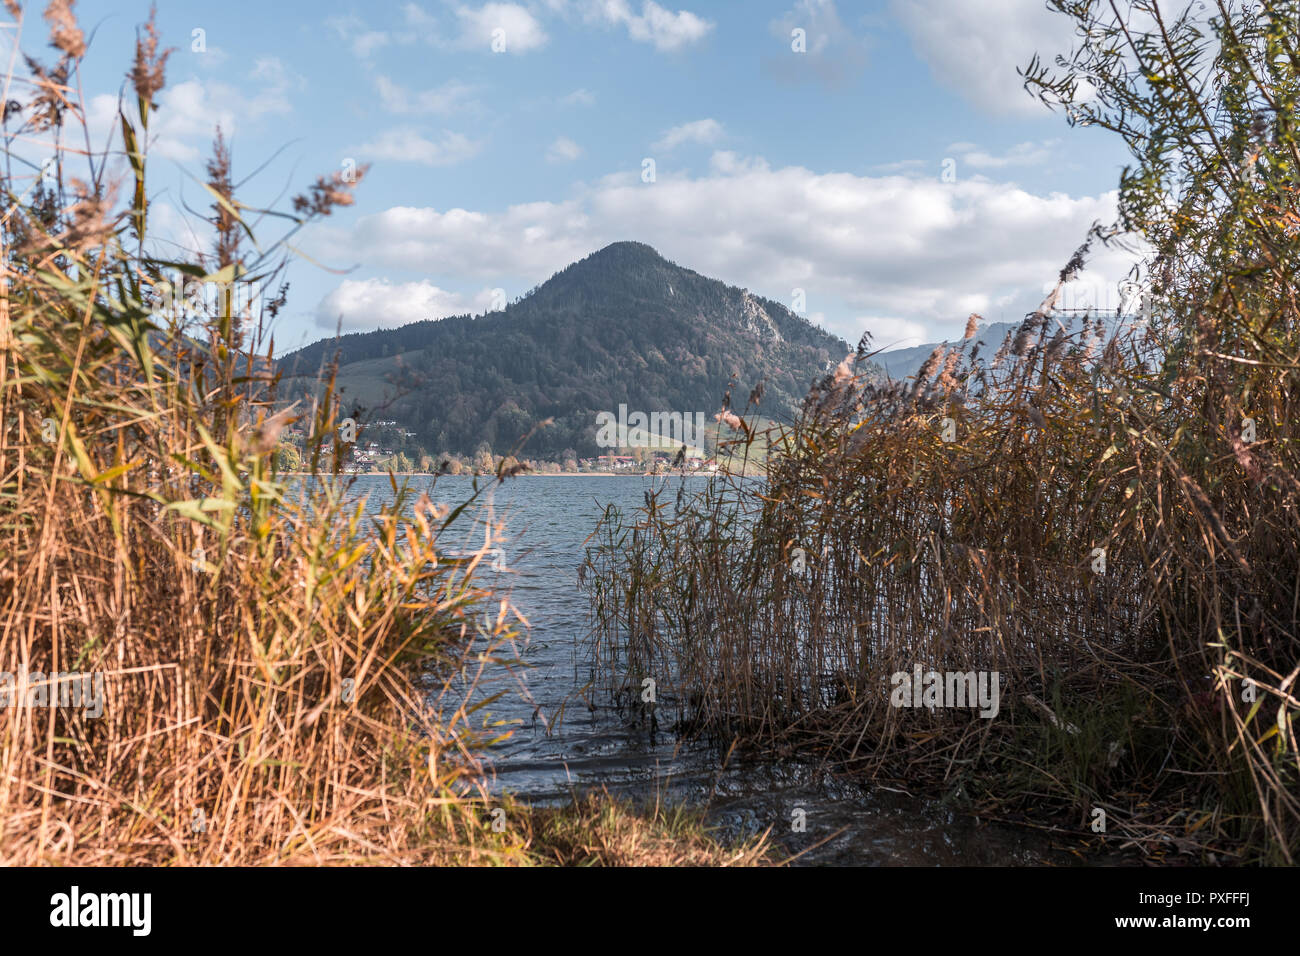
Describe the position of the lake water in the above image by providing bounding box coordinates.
[346,474,1091,865]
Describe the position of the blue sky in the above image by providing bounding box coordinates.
[60,0,1139,354]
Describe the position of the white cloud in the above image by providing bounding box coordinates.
[546,136,583,162]
[870,158,929,175]
[248,57,306,100]
[891,0,1078,116]
[948,139,1060,170]
[316,278,494,330]
[145,197,216,261]
[336,4,553,55]
[192,45,231,69]
[766,0,871,88]
[355,32,392,57]
[860,316,929,351]
[119,64,297,162]
[331,2,707,60]
[327,15,393,58]
[375,76,477,114]
[708,151,769,175]
[652,118,723,152]
[403,2,439,32]
[561,87,596,106]
[356,128,483,166]
[583,0,713,52]
[455,2,548,52]
[316,155,1134,343]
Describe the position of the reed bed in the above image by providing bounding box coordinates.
[583,1,1300,864]
[0,3,506,866]
[0,3,774,867]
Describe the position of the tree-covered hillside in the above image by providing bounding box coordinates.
[278,241,858,457]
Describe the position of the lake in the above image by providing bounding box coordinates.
[346,473,1088,865]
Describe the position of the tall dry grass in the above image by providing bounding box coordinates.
[0,3,537,865]
[583,1,1300,864]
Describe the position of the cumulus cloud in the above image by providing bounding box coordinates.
[327,15,393,58]
[870,158,930,175]
[313,152,1134,343]
[315,278,496,330]
[860,316,930,351]
[948,139,1060,170]
[546,136,583,162]
[561,87,596,106]
[355,128,483,166]
[330,3,710,59]
[375,76,478,114]
[403,2,439,32]
[707,151,770,176]
[330,5,546,56]
[455,2,548,52]
[582,0,713,52]
[652,118,723,152]
[765,0,871,89]
[891,0,1079,116]
[87,60,299,163]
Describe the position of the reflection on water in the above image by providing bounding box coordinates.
[346,474,1094,866]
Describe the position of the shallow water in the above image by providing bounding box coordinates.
[347,473,1094,866]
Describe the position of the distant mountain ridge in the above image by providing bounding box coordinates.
[278,241,854,458]
[872,321,1021,380]
[873,311,1127,381]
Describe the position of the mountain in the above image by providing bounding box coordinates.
[872,311,1127,381]
[277,241,854,458]
[872,321,1021,380]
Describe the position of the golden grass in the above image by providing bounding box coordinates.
[520,792,775,866]
[0,3,758,868]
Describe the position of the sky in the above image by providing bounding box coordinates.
[53,0,1144,354]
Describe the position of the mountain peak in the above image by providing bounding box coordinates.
[528,240,694,306]
[593,240,661,256]
[280,244,854,458]
[577,240,671,270]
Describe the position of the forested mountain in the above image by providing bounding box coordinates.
[277,241,856,458]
